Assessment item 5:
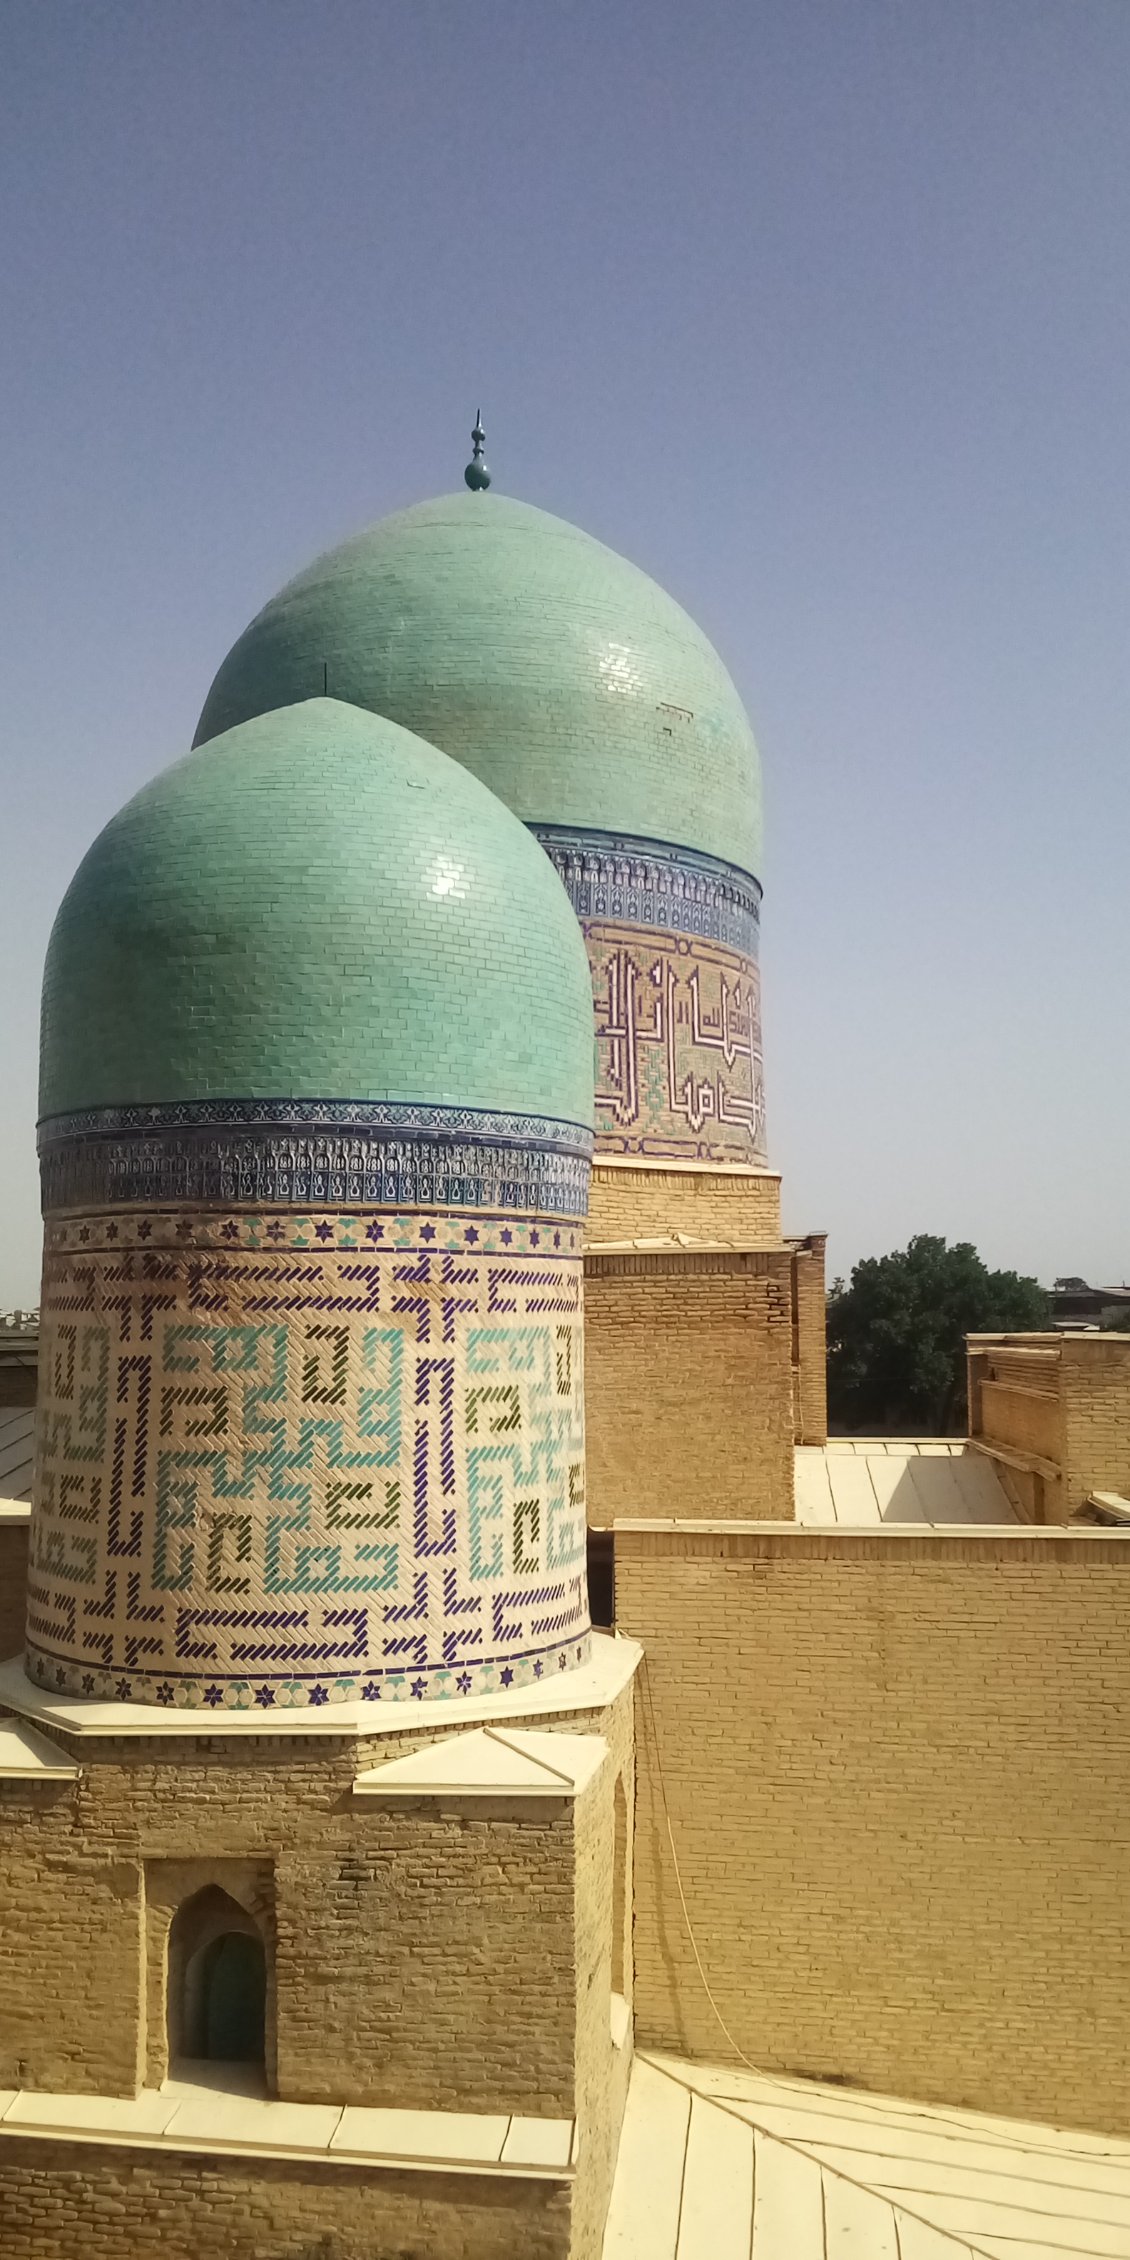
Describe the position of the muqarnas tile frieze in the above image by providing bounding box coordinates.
[28,1107,592,1709]
[536,828,766,1166]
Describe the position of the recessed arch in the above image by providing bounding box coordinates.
[167,1884,266,2074]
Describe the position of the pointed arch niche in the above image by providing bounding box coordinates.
[146,1861,274,2092]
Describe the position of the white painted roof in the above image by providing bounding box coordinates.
[795,1443,1015,1527]
[603,2052,1130,2257]
[353,1725,607,1799]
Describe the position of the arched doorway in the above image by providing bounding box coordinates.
[168,1886,267,2076]
[185,1929,266,2061]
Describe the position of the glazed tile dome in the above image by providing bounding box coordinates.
[40,696,594,1127]
[193,494,763,882]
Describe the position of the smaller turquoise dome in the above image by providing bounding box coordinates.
[40,698,594,1127]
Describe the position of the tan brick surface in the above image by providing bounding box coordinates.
[585,1251,795,1522]
[618,1523,1130,2133]
[0,1678,634,2257]
[969,1333,1130,1521]
[0,2143,571,2260]
[789,1234,827,1444]
[586,1163,782,1244]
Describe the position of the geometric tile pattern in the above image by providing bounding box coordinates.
[38,1102,593,1216]
[535,829,762,958]
[43,1211,584,1262]
[537,830,765,1166]
[605,2053,1130,2259]
[25,1212,589,1710]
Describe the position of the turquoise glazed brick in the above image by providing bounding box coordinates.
[193,493,763,882]
[39,698,594,1124]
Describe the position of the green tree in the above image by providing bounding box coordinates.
[827,1234,1049,1435]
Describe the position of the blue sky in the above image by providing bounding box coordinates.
[2,0,1128,1304]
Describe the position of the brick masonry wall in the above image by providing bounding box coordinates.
[0,1682,627,2116]
[0,2142,571,2260]
[617,1524,1130,2133]
[0,1520,29,1656]
[789,1234,827,1444]
[585,1252,795,1522]
[586,1163,782,1244]
[1061,1336,1130,1508]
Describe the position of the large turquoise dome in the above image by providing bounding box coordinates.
[193,494,762,879]
[40,697,594,1126]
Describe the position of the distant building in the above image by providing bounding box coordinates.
[1051,1275,1130,1327]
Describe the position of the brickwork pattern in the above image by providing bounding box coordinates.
[618,1524,1130,2131]
[0,1680,632,2100]
[27,1213,589,1707]
[0,2144,571,2260]
[586,1163,782,1246]
[790,1235,828,1445]
[969,1334,1130,1520]
[585,1251,795,1523]
[1061,1335,1130,1508]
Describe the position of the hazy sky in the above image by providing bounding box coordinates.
[2,0,1128,1306]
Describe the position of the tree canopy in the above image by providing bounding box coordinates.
[826,1234,1050,1435]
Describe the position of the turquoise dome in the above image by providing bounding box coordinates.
[193,494,763,880]
[40,698,594,1126]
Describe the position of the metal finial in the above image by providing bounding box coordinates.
[464,409,491,492]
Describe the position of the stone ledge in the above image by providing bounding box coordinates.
[0,2086,576,2179]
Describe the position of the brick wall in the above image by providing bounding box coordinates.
[789,1234,827,1444]
[969,1333,1130,1520]
[0,1676,634,2260]
[586,1163,781,1245]
[585,1250,795,1522]
[0,2142,570,2260]
[0,1680,631,2116]
[1061,1335,1130,1507]
[617,1522,1130,2133]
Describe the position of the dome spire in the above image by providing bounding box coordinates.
[464,409,491,492]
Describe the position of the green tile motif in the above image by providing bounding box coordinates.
[193,493,763,881]
[40,699,595,1126]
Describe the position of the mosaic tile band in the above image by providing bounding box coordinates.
[533,826,762,955]
[533,828,767,1166]
[45,1211,583,1261]
[37,1105,593,1218]
[26,1222,590,1708]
